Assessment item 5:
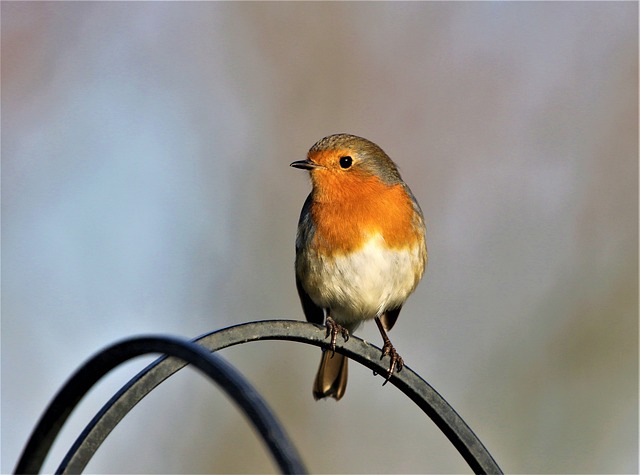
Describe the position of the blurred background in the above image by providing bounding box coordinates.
[2,2,637,473]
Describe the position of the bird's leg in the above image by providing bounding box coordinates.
[374,317,404,385]
[324,314,349,357]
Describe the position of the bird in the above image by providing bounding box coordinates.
[291,133,427,400]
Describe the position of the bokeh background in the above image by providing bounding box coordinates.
[2,2,637,474]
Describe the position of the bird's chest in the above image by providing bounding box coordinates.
[296,183,425,321]
[308,184,416,254]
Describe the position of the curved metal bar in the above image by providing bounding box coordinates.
[13,336,307,475]
[53,320,502,474]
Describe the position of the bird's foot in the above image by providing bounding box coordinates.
[380,340,404,385]
[325,316,349,357]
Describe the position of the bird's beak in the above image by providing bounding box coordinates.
[290,159,321,170]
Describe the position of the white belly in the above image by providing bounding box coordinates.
[303,235,424,328]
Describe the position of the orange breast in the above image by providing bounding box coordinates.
[310,172,422,256]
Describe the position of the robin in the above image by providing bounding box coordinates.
[291,134,427,400]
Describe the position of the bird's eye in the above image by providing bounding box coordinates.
[339,156,353,169]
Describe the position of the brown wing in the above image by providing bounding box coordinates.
[379,306,402,332]
[294,192,324,325]
[296,276,324,325]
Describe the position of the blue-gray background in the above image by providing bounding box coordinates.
[2,2,637,473]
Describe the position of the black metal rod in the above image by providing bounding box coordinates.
[51,320,502,474]
[14,336,307,475]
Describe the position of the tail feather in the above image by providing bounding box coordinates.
[313,351,348,400]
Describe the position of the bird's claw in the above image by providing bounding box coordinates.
[380,341,404,385]
[325,316,349,357]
